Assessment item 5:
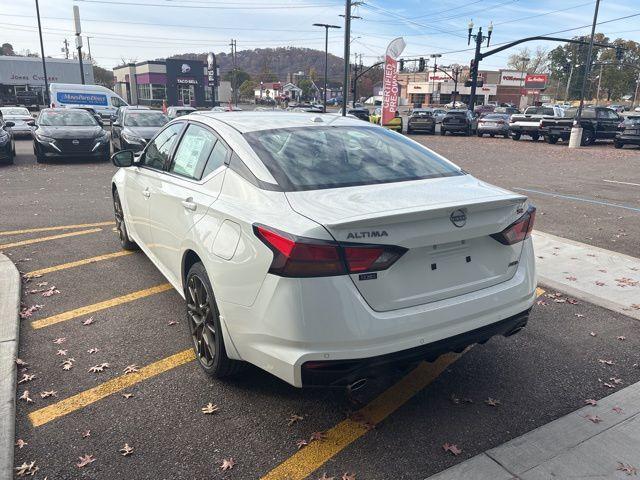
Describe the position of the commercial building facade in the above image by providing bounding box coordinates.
[113,59,231,108]
[0,56,94,106]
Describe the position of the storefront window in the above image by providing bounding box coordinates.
[137,84,151,100]
[151,84,166,100]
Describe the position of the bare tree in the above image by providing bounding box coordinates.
[506,46,549,73]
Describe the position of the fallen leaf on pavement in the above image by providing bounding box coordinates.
[82,317,94,326]
[123,365,139,375]
[595,281,606,286]
[442,442,462,456]
[575,314,585,318]
[296,439,308,450]
[19,305,44,319]
[318,473,335,480]
[584,414,602,424]
[220,458,235,471]
[616,462,637,475]
[288,414,304,426]
[604,383,616,389]
[590,332,597,337]
[61,358,75,370]
[342,473,356,480]
[567,298,578,304]
[201,403,219,414]
[484,398,501,407]
[88,363,110,373]
[612,406,623,414]
[53,337,66,344]
[18,373,35,384]
[40,391,56,399]
[76,454,95,468]
[82,430,91,438]
[87,348,99,354]
[598,359,615,365]
[119,443,134,456]
[15,461,38,476]
[536,300,547,306]
[585,399,597,406]
[15,439,27,449]
[632,304,640,310]
[16,358,28,367]
[42,285,60,297]
[310,431,327,442]
[56,349,67,356]
[122,393,133,399]
[617,336,626,341]
[19,390,33,403]
[610,377,623,385]
[167,320,178,326]
[565,275,577,281]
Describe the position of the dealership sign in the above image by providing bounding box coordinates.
[499,70,526,86]
[525,74,548,89]
[382,37,405,126]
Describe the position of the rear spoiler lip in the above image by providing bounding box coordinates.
[323,194,527,230]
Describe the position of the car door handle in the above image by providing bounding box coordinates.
[142,188,151,198]
[182,198,197,211]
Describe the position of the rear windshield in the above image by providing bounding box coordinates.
[39,110,97,126]
[525,107,555,116]
[1,107,30,116]
[446,111,466,117]
[412,110,432,117]
[244,126,462,191]
[125,111,168,127]
[483,114,507,120]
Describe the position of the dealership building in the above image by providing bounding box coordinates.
[113,59,231,108]
[0,56,94,105]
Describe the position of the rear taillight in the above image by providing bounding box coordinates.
[491,206,536,245]
[496,120,505,124]
[254,225,406,277]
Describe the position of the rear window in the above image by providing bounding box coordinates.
[525,107,555,116]
[244,126,462,191]
[412,110,432,117]
[446,112,466,117]
[483,114,507,120]
[1,107,30,116]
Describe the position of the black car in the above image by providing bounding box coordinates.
[15,90,40,107]
[345,107,370,121]
[32,108,110,163]
[441,110,477,136]
[614,114,640,149]
[111,107,168,152]
[407,109,436,134]
[0,117,16,164]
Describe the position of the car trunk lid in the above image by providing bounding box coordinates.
[285,175,529,312]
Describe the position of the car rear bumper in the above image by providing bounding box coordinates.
[442,124,470,132]
[616,134,640,144]
[220,238,537,387]
[478,126,508,134]
[509,125,541,134]
[408,122,435,131]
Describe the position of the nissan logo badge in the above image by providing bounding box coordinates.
[450,209,467,228]
[72,139,80,145]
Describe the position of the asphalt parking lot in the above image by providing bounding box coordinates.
[2,135,639,479]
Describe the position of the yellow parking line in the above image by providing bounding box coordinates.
[0,221,114,236]
[261,354,459,480]
[262,288,546,480]
[29,349,195,427]
[31,283,173,329]
[25,250,135,278]
[0,228,102,250]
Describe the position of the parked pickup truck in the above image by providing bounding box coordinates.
[509,105,564,141]
[539,106,623,146]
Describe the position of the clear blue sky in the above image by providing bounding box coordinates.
[1,0,638,70]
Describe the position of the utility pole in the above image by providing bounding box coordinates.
[35,0,49,107]
[352,53,362,107]
[229,39,237,106]
[595,62,603,106]
[341,0,352,116]
[73,6,85,84]
[564,63,575,101]
[467,20,493,111]
[569,0,600,148]
[633,72,640,109]
[313,23,341,113]
[62,38,69,59]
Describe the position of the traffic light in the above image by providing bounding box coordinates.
[418,57,425,72]
[615,46,624,62]
[399,59,405,71]
[433,64,437,73]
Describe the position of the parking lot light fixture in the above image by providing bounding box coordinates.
[313,23,341,113]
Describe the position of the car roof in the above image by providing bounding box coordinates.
[189,111,367,133]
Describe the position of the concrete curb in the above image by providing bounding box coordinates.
[0,253,21,479]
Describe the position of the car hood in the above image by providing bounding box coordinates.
[37,126,104,139]
[123,126,162,139]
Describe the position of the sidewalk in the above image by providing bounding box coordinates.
[428,381,640,479]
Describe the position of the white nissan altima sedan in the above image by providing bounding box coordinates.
[110,112,537,387]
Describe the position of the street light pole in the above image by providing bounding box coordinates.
[564,63,575,101]
[341,0,352,116]
[35,0,49,106]
[313,23,341,113]
[569,0,601,148]
[73,6,85,84]
[467,20,493,111]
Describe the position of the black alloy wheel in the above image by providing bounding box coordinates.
[113,189,138,250]
[185,262,242,378]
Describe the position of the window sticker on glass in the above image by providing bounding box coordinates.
[170,125,216,179]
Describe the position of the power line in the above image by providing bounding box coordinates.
[73,0,342,9]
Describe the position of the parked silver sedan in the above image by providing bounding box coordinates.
[477,113,510,138]
[0,107,35,137]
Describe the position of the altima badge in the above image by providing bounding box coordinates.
[450,209,467,228]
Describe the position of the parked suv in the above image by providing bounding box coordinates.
[407,109,436,134]
[441,110,477,136]
[614,114,640,149]
[540,106,622,145]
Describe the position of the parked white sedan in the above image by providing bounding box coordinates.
[110,112,537,387]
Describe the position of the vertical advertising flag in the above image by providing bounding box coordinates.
[382,37,406,126]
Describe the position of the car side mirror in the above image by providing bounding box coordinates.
[4,121,14,128]
[111,150,135,168]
